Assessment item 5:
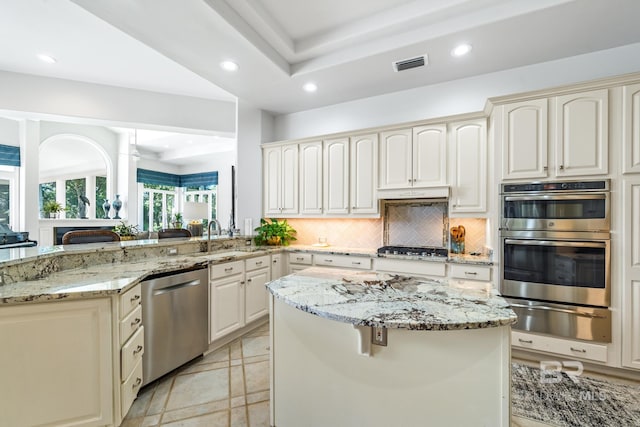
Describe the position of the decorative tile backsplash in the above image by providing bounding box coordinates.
[285,210,487,252]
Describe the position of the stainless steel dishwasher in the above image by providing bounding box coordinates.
[141,266,208,386]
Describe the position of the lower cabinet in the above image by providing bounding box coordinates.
[512,331,608,363]
[0,298,114,427]
[374,257,447,279]
[210,255,272,343]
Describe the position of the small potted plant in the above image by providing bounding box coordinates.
[43,200,65,219]
[113,221,140,241]
[172,213,183,229]
[254,218,297,246]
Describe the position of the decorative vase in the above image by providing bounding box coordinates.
[102,199,111,219]
[112,194,122,219]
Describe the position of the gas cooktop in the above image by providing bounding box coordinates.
[377,245,448,258]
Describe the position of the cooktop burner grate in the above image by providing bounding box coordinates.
[377,245,448,258]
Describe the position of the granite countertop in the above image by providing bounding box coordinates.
[266,267,516,330]
[0,248,274,305]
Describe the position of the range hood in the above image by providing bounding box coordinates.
[377,186,449,200]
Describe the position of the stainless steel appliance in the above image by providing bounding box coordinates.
[500,180,611,342]
[377,245,448,258]
[141,266,208,386]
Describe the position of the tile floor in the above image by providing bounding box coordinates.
[121,322,270,427]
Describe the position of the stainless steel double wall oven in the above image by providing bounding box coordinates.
[500,180,611,342]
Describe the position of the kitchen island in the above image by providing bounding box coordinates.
[267,267,517,427]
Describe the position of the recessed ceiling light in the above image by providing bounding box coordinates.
[220,61,238,72]
[37,54,57,64]
[451,44,472,57]
[303,82,317,93]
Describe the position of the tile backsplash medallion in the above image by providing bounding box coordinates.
[285,218,383,248]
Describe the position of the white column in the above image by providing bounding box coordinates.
[236,100,274,235]
[86,175,96,218]
[19,120,40,235]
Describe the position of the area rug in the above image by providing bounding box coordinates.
[512,362,640,426]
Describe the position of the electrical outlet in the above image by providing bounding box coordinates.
[371,327,387,346]
[168,248,178,255]
[245,239,252,246]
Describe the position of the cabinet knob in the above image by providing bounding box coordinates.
[132,378,142,390]
[131,318,141,327]
[247,278,252,282]
[559,165,564,170]
[133,345,143,355]
[273,259,278,264]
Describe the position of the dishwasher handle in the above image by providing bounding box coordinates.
[152,279,202,296]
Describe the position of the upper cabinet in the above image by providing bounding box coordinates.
[323,137,350,215]
[299,141,323,215]
[263,144,298,216]
[350,133,378,214]
[500,89,609,181]
[449,119,487,215]
[379,125,446,189]
[624,83,640,174]
[554,89,608,177]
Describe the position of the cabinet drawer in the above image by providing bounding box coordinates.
[289,253,312,265]
[120,304,142,346]
[246,255,270,271]
[449,264,491,281]
[121,359,143,415]
[121,326,144,381]
[314,254,371,270]
[374,258,446,278]
[120,284,141,319]
[512,331,607,363]
[210,260,244,280]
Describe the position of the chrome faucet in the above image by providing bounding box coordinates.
[207,218,222,253]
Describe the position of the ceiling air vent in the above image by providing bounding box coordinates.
[392,54,428,72]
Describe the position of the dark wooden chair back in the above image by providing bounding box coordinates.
[158,228,192,239]
[62,230,121,244]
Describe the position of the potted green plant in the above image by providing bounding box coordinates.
[172,213,183,229]
[254,218,297,246]
[43,200,65,219]
[113,221,140,241]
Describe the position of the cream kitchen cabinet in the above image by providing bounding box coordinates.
[512,330,608,363]
[622,177,640,369]
[271,252,284,280]
[324,137,350,214]
[500,98,549,180]
[623,83,640,174]
[210,255,273,343]
[449,118,487,215]
[374,258,447,280]
[379,125,447,190]
[263,144,298,216]
[299,141,323,215]
[0,298,113,427]
[288,252,313,274]
[499,89,608,181]
[349,133,378,214]
[313,254,372,270]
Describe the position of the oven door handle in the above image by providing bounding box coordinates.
[508,303,607,319]
[503,194,607,201]
[504,239,607,249]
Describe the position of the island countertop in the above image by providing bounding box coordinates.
[266,267,517,330]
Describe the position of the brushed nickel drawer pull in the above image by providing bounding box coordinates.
[132,377,142,389]
[464,271,478,275]
[296,257,304,261]
[131,318,141,327]
[352,261,361,265]
[518,338,533,344]
[324,259,333,262]
[255,261,263,265]
[133,345,143,355]
[570,347,586,353]
[224,267,233,272]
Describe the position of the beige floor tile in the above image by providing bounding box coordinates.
[230,340,243,360]
[203,346,230,363]
[230,358,243,366]
[241,335,270,358]
[147,377,175,415]
[127,384,155,417]
[247,401,270,427]
[243,354,269,364]
[141,414,161,427]
[161,400,229,424]
[178,360,229,375]
[246,390,270,405]
[120,416,143,427]
[230,365,246,397]
[244,361,270,394]
[166,369,229,411]
[231,395,247,408]
[231,406,249,427]
[160,410,229,427]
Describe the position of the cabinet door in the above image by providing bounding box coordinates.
[299,141,323,215]
[622,177,640,369]
[555,89,608,177]
[379,128,412,189]
[449,119,487,215]
[263,146,282,216]
[501,99,548,180]
[350,133,378,214]
[0,299,113,427]
[245,267,270,323]
[210,274,245,342]
[324,138,350,214]
[413,125,447,186]
[624,83,640,174]
[271,253,284,280]
[281,144,299,215]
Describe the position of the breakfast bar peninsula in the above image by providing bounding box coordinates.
[267,267,517,427]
